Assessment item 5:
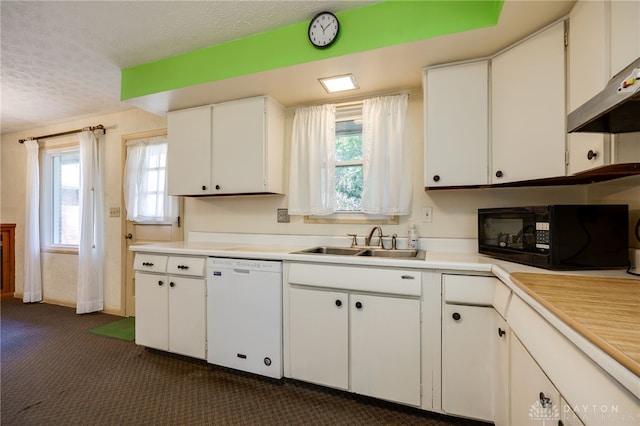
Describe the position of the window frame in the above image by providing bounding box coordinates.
[41,144,81,253]
[304,102,398,225]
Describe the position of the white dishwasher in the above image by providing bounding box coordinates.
[206,257,283,379]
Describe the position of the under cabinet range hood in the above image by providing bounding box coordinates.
[568,57,640,134]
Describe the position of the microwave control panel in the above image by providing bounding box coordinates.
[535,222,550,250]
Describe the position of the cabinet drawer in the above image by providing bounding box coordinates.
[288,263,421,296]
[443,274,499,305]
[133,254,168,273]
[167,256,206,277]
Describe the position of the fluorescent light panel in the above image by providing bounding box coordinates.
[319,74,359,93]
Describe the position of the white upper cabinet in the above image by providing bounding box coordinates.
[167,106,213,196]
[167,95,285,196]
[212,96,285,194]
[568,0,640,174]
[567,1,610,174]
[609,0,640,78]
[424,60,489,187]
[491,21,567,184]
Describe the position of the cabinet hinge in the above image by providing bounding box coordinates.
[565,150,569,166]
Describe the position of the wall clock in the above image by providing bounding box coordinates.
[308,11,339,48]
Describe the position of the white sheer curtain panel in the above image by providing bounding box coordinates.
[361,94,412,215]
[288,104,337,216]
[123,136,178,222]
[77,130,105,314]
[23,140,42,303]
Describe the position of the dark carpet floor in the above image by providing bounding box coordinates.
[1,297,486,425]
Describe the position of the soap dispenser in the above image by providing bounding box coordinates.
[408,220,418,249]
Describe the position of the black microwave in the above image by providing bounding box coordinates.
[478,205,629,270]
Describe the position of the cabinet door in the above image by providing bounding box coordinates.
[425,60,489,187]
[289,287,348,390]
[494,315,510,426]
[441,304,494,421]
[567,0,609,174]
[350,294,421,406]
[510,335,561,425]
[212,96,266,194]
[168,276,206,359]
[134,272,169,351]
[167,106,213,195]
[491,21,566,183]
[609,0,640,78]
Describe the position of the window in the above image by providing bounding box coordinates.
[42,146,81,248]
[123,136,178,223]
[335,105,363,211]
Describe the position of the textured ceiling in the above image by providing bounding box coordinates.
[1,0,574,136]
[0,0,375,135]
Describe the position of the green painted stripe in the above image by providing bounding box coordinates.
[121,0,503,100]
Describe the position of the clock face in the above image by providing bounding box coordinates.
[308,12,339,48]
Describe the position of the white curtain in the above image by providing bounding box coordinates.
[288,104,337,216]
[77,130,105,314]
[23,140,42,303]
[123,136,178,222]
[361,94,412,215]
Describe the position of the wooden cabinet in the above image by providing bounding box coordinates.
[1,224,16,297]
[167,95,285,196]
[424,60,489,187]
[134,254,206,359]
[491,21,566,184]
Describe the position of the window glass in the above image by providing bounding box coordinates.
[335,108,363,212]
[44,148,80,247]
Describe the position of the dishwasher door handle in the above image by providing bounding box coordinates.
[233,269,251,274]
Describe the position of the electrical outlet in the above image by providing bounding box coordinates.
[422,206,433,223]
[109,207,120,218]
[277,208,290,223]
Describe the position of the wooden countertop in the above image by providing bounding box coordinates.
[510,272,640,377]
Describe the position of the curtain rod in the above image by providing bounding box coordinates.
[18,125,106,143]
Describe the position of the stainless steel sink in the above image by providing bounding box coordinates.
[292,246,426,260]
[295,246,363,255]
[358,249,426,260]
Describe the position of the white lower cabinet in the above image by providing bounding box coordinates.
[441,303,494,421]
[350,293,421,406]
[134,254,206,360]
[289,287,349,390]
[441,274,512,424]
[510,334,561,425]
[287,269,421,407]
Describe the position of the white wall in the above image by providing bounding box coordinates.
[184,92,590,240]
[1,108,166,313]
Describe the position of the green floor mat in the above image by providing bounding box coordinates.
[89,317,135,341]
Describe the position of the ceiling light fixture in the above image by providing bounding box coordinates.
[318,74,359,93]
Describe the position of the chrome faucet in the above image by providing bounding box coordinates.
[365,226,384,247]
